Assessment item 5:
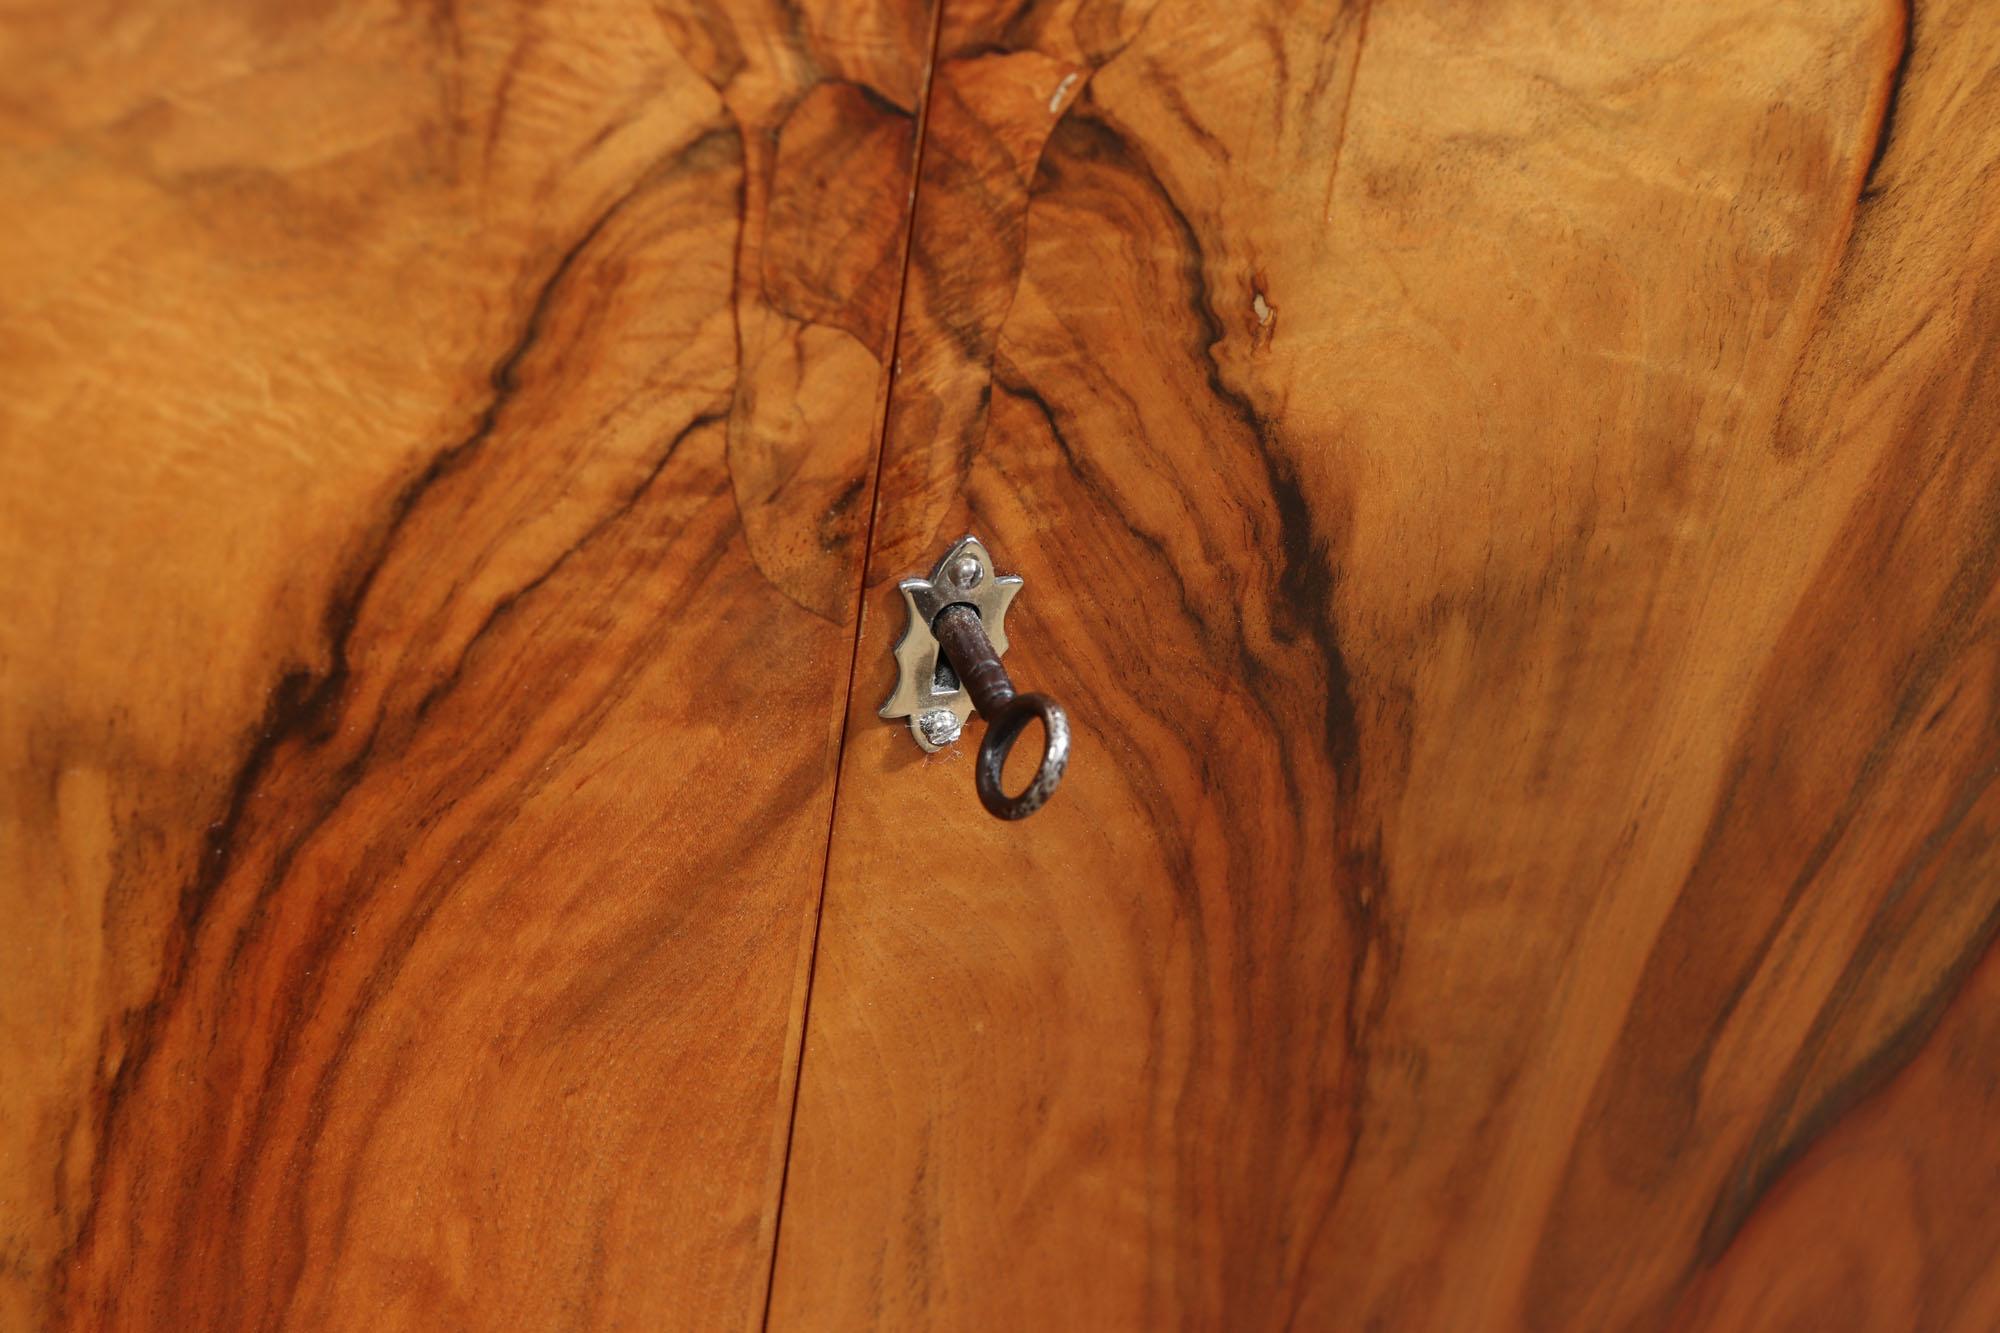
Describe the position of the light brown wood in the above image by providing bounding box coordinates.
[0,0,931,1326]
[771,0,2000,1326]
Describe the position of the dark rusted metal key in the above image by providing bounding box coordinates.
[931,602,1070,820]
[878,534,1071,820]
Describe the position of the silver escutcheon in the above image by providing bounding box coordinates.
[879,534,1021,752]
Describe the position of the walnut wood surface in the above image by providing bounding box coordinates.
[770,0,2000,1327]
[9,0,2000,1327]
[0,0,931,1326]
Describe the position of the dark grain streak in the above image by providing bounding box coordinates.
[250,445,745,1326]
[1697,759,2000,1260]
[1012,99,1385,1318]
[411,408,730,725]
[1860,0,1915,198]
[302,523,754,1317]
[1652,424,2000,1182]
[57,128,738,1312]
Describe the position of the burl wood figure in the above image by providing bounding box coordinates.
[4,0,1998,1330]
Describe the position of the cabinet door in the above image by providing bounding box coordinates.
[0,0,931,1326]
[770,0,2000,1327]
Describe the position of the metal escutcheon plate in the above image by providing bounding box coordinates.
[878,534,1021,752]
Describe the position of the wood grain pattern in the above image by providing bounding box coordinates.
[770,0,2000,1326]
[1667,934,2000,1333]
[0,0,931,1326]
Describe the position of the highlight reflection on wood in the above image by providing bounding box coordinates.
[769,0,2000,1327]
[0,0,931,1326]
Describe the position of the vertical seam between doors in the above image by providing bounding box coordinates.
[757,0,948,1325]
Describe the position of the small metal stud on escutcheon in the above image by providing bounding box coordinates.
[880,535,1071,820]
